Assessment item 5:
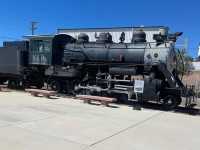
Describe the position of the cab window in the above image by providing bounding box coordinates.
[31,40,51,53]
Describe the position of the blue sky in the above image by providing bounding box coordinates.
[0,0,199,57]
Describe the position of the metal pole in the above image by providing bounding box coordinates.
[133,92,138,110]
[31,22,38,35]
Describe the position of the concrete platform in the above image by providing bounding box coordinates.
[0,91,199,150]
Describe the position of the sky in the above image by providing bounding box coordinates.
[0,0,199,57]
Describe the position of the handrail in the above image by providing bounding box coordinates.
[68,41,172,49]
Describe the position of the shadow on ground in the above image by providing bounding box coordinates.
[125,101,200,116]
[29,92,200,116]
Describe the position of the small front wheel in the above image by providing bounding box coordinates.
[162,95,177,110]
[175,97,182,106]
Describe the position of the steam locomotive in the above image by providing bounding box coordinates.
[0,27,193,109]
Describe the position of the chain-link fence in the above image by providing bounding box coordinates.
[182,72,200,97]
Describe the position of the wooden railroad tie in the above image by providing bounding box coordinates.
[25,89,57,98]
[76,95,117,107]
[0,85,8,92]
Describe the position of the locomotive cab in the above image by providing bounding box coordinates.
[27,35,53,66]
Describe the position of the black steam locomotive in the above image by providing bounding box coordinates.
[0,27,195,109]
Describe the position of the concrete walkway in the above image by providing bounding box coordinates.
[0,91,199,150]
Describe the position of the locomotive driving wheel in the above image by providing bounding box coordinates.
[8,80,19,89]
[49,80,62,92]
[0,79,7,84]
[162,95,177,110]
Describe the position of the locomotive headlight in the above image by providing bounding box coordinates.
[154,53,158,58]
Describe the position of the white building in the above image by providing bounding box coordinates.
[57,26,168,43]
[192,44,200,71]
[198,44,200,57]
